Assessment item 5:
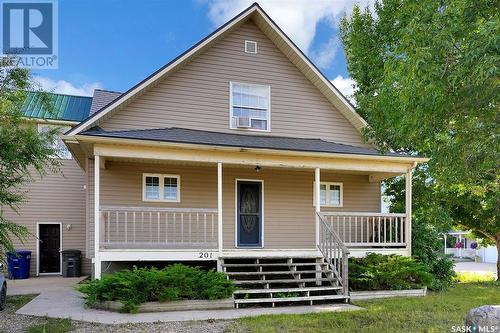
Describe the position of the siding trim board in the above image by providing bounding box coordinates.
[66,3,367,137]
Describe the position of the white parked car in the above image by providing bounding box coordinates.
[0,263,6,310]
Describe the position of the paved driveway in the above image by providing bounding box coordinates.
[454,262,497,277]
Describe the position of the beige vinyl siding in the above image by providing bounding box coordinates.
[3,159,90,275]
[99,21,368,147]
[87,161,380,253]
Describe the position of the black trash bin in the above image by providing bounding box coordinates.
[61,250,81,278]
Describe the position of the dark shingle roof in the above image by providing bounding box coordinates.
[21,91,92,122]
[81,127,403,157]
[89,89,121,115]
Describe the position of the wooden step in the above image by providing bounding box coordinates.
[222,262,326,268]
[233,286,342,294]
[233,277,335,285]
[234,294,348,304]
[227,270,325,276]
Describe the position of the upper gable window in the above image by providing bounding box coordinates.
[230,82,270,131]
[37,124,72,159]
[245,40,257,54]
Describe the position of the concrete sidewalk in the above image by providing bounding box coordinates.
[7,276,87,296]
[12,276,361,324]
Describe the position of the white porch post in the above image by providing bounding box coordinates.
[444,234,447,254]
[94,155,101,279]
[315,168,321,246]
[217,162,223,271]
[405,168,413,255]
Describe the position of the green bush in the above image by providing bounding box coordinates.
[348,253,433,291]
[77,264,235,313]
[411,218,456,291]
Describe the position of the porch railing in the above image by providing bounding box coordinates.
[319,212,407,247]
[100,206,218,249]
[317,212,349,298]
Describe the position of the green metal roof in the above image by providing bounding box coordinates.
[21,91,92,122]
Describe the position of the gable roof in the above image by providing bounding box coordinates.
[22,91,92,122]
[67,3,367,136]
[89,89,121,115]
[81,127,398,157]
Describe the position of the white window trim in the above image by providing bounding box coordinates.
[313,181,343,208]
[229,81,271,132]
[244,40,257,54]
[142,173,181,202]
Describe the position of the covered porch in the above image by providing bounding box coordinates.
[86,140,419,278]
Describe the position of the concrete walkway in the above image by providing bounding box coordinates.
[7,276,87,296]
[11,276,361,324]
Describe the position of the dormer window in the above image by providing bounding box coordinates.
[230,82,270,131]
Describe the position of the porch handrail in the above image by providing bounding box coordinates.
[100,205,218,213]
[320,212,407,247]
[317,212,349,298]
[320,212,406,217]
[100,206,218,249]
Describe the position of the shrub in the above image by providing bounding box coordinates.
[348,253,433,291]
[77,264,235,313]
[411,218,456,291]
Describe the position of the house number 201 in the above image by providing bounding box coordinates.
[198,252,213,259]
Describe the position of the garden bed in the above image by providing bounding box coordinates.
[95,298,234,313]
[350,287,427,300]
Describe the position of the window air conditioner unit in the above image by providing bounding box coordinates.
[236,117,251,128]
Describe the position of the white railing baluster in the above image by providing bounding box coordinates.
[316,212,407,248]
[99,207,217,249]
[181,213,184,243]
[157,212,160,243]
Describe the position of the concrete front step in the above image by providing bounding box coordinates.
[223,262,326,268]
[234,294,348,305]
[232,277,336,285]
[233,286,342,295]
[226,270,329,276]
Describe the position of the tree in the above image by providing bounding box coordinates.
[0,58,61,263]
[340,0,499,277]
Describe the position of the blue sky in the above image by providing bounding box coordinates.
[34,0,371,97]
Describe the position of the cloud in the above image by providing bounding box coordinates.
[310,37,339,69]
[33,76,103,96]
[331,75,356,101]
[205,0,375,55]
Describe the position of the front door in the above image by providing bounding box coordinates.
[39,224,61,274]
[237,181,262,247]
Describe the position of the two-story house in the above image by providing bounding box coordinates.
[10,4,427,306]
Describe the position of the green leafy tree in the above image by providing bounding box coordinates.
[0,58,61,263]
[340,0,499,277]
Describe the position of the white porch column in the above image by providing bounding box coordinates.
[315,168,321,247]
[444,234,447,254]
[217,162,223,269]
[94,155,101,279]
[405,168,413,255]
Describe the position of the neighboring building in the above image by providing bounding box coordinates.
[7,4,427,305]
[444,231,498,263]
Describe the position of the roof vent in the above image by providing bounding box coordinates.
[245,40,257,54]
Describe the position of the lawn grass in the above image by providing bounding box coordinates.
[455,271,496,283]
[227,282,500,333]
[27,318,73,333]
[6,294,38,311]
